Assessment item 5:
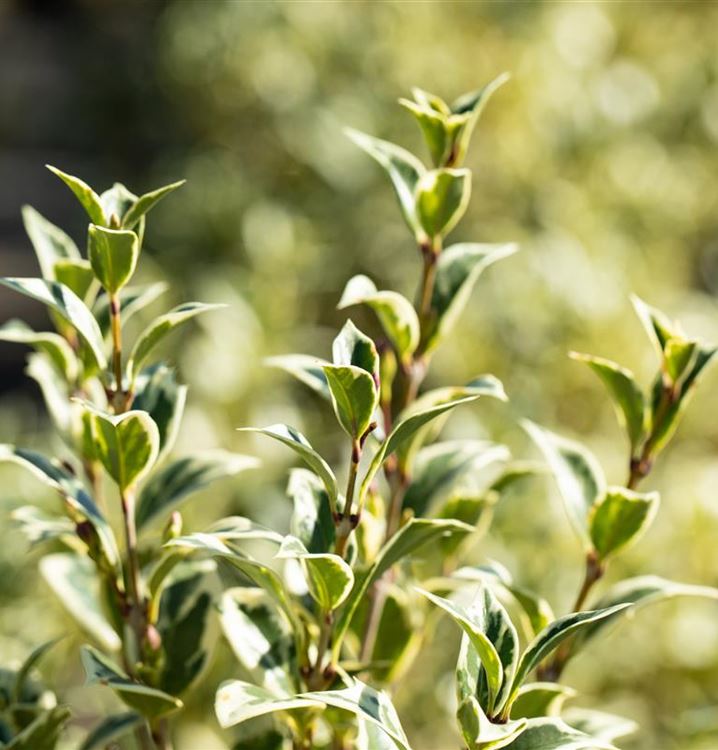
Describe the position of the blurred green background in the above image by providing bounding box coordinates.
[1,1,718,748]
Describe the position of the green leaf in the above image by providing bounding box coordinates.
[589,487,659,560]
[276,535,354,610]
[13,639,62,704]
[85,406,159,491]
[300,679,413,750]
[664,337,698,384]
[53,258,95,299]
[100,182,138,224]
[404,440,509,518]
[12,506,74,549]
[510,683,576,720]
[323,365,378,440]
[575,575,718,646]
[131,364,187,464]
[332,518,473,658]
[563,708,638,743]
[448,73,510,165]
[0,278,107,369]
[0,319,78,380]
[570,352,646,453]
[215,680,321,729]
[455,691,526,749]
[136,451,259,530]
[360,379,506,503]
[338,275,420,361]
[78,713,144,750]
[523,421,605,548]
[332,319,379,376]
[399,97,449,167]
[647,342,718,455]
[240,424,338,508]
[39,553,121,652]
[509,606,630,702]
[0,446,120,572]
[419,586,518,714]
[94,282,168,339]
[424,242,518,353]
[204,516,285,545]
[630,295,678,357]
[128,302,224,380]
[499,717,617,750]
[4,706,71,750]
[122,180,186,230]
[81,645,182,719]
[219,588,298,696]
[156,564,213,695]
[165,534,301,638]
[265,354,330,399]
[415,168,471,239]
[46,165,106,225]
[345,128,425,235]
[288,469,336,554]
[21,205,81,279]
[87,224,140,294]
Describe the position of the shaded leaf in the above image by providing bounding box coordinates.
[78,712,144,750]
[563,708,638,743]
[510,683,576,720]
[94,282,168,339]
[500,717,617,750]
[4,706,70,750]
[137,451,259,530]
[81,646,182,719]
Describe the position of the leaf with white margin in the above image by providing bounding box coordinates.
[276,535,354,611]
[299,679,413,750]
[332,518,473,659]
[498,717,617,750]
[0,319,78,380]
[522,421,605,548]
[239,424,338,509]
[563,708,638,743]
[423,242,517,353]
[215,680,321,729]
[84,405,159,491]
[40,554,121,652]
[128,302,224,380]
[338,275,420,361]
[265,354,330,399]
[345,128,425,236]
[0,278,107,369]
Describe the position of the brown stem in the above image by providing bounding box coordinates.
[134,723,156,750]
[307,610,334,691]
[151,718,173,750]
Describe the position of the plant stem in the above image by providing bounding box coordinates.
[134,723,156,750]
[308,610,334,690]
[151,718,173,750]
[334,439,362,558]
[109,293,124,409]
